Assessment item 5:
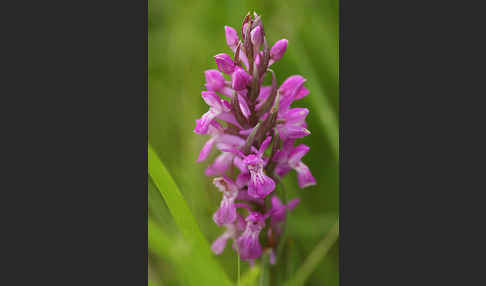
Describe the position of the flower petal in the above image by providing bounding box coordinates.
[213,198,237,226]
[197,137,216,162]
[294,162,316,188]
[288,144,310,166]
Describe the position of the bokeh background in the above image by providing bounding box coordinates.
[148,0,338,285]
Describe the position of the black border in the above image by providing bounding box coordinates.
[7,0,149,284]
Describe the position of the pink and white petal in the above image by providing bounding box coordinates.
[211,232,231,255]
[295,162,316,188]
[238,93,251,119]
[233,156,247,172]
[286,198,300,211]
[218,134,246,148]
[201,91,222,109]
[258,136,273,154]
[281,108,309,124]
[224,26,239,50]
[194,109,219,134]
[288,144,310,166]
[217,112,242,129]
[197,137,216,162]
[205,152,233,176]
[257,86,272,103]
[236,172,250,188]
[294,86,309,100]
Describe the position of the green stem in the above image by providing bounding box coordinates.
[238,253,241,286]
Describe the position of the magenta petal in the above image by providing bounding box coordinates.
[248,171,275,198]
[214,53,236,74]
[236,172,250,188]
[236,212,265,260]
[219,86,235,98]
[204,69,225,91]
[233,156,247,172]
[213,198,237,226]
[237,189,264,205]
[295,162,316,188]
[201,91,222,109]
[277,124,310,140]
[217,112,242,129]
[278,75,306,110]
[287,198,300,211]
[218,134,245,147]
[238,93,250,119]
[295,86,309,100]
[224,25,239,50]
[212,176,239,225]
[211,232,231,255]
[232,67,251,90]
[239,128,253,136]
[205,152,233,176]
[194,109,219,134]
[197,137,216,162]
[250,26,263,48]
[281,108,309,124]
[270,39,288,61]
[258,136,273,154]
[271,195,285,209]
[275,164,292,177]
[236,233,262,260]
[254,52,261,68]
[288,144,310,166]
[257,85,272,103]
[280,75,306,97]
[270,196,286,222]
[237,50,250,70]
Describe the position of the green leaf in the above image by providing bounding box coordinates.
[148,144,233,286]
[283,220,339,286]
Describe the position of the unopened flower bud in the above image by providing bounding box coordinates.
[225,26,239,50]
[270,39,288,61]
[204,69,225,91]
[214,53,236,74]
[232,67,251,90]
[250,26,263,49]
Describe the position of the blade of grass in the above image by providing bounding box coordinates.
[148,217,173,258]
[288,44,339,161]
[148,217,200,286]
[148,144,233,286]
[148,143,208,246]
[149,216,234,286]
[283,220,339,286]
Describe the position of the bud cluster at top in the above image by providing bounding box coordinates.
[194,12,316,264]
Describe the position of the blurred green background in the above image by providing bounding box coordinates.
[148,0,338,285]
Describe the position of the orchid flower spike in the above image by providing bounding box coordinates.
[195,12,316,262]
